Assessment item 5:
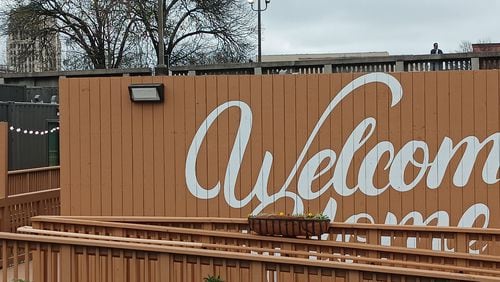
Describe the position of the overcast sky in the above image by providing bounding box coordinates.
[260,0,500,55]
[1,0,499,65]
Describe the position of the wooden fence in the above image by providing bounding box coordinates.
[0,189,60,232]
[0,122,61,232]
[7,166,60,196]
[60,71,500,234]
[1,216,500,281]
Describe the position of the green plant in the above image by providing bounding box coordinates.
[13,279,29,282]
[312,213,330,220]
[204,274,224,282]
[248,212,330,221]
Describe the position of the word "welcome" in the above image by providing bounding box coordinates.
[185,73,499,226]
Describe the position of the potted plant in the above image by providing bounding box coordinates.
[204,275,223,282]
[248,212,330,238]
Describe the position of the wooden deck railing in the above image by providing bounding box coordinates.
[1,230,499,282]
[22,217,500,274]
[0,122,61,234]
[0,123,61,198]
[0,189,60,232]
[60,216,500,255]
[7,166,60,196]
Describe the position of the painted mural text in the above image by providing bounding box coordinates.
[186,73,499,236]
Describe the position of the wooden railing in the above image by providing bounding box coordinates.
[60,216,500,255]
[0,122,61,233]
[0,189,60,232]
[0,165,61,233]
[23,217,500,272]
[0,230,500,281]
[7,166,60,196]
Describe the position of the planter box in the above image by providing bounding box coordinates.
[248,216,330,237]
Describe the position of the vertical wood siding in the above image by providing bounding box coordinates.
[60,71,500,228]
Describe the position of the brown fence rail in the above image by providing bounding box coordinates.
[7,166,60,196]
[0,189,60,232]
[1,232,499,282]
[0,123,61,232]
[59,216,500,255]
[21,217,500,276]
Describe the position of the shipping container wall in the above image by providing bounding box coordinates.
[0,84,26,102]
[0,102,59,170]
[60,72,499,230]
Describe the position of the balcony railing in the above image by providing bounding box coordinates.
[170,52,500,76]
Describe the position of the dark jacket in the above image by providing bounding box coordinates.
[430,49,443,54]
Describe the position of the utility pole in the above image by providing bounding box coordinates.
[248,0,271,63]
[157,0,167,74]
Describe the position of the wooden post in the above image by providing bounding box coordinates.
[0,123,8,232]
[250,261,264,282]
[0,122,8,200]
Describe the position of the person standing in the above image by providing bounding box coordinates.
[430,42,443,70]
[430,43,443,54]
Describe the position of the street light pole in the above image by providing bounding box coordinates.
[248,0,270,63]
[157,0,166,73]
[257,0,261,63]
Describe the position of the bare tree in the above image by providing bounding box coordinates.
[2,0,256,70]
[4,0,143,69]
[457,39,492,53]
[132,0,256,68]
[457,40,473,53]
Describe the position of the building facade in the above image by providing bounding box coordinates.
[6,18,61,73]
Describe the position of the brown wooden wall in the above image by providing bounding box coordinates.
[59,71,499,229]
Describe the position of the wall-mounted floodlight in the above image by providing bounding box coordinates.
[128,83,164,102]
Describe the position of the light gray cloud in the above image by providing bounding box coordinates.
[258,0,500,55]
[1,0,498,66]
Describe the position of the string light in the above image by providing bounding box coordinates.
[8,126,60,135]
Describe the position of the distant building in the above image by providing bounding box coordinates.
[0,65,13,73]
[6,12,61,73]
[472,43,500,53]
[260,52,389,62]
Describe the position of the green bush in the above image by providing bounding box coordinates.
[204,274,224,282]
